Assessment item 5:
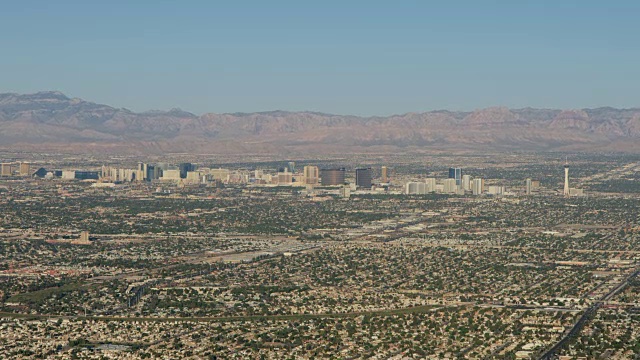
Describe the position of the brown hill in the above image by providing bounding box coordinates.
[1,91,640,154]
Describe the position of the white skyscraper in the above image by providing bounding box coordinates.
[443,179,457,194]
[472,178,484,195]
[425,178,437,193]
[462,174,472,191]
[405,182,427,195]
[563,162,570,196]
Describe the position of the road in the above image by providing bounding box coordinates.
[537,267,640,360]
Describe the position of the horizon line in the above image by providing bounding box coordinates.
[2,90,640,118]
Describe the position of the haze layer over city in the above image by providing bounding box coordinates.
[2,2,640,360]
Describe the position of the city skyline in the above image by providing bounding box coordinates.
[0,157,581,197]
[3,2,640,358]
[1,150,638,358]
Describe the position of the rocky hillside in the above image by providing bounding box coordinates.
[1,91,640,154]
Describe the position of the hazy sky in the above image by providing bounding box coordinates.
[1,1,639,115]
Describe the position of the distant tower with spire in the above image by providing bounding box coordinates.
[563,158,570,196]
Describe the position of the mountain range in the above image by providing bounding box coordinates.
[2,91,640,154]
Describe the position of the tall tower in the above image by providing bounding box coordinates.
[563,160,570,196]
[449,167,462,187]
[355,168,372,189]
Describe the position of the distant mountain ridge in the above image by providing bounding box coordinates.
[2,91,640,154]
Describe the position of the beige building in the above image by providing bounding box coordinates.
[210,168,230,181]
[472,178,484,195]
[61,170,76,180]
[19,162,30,176]
[1,163,13,176]
[405,182,427,195]
[72,231,91,245]
[443,178,457,194]
[569,188,584,196]
[303,166,319,185]
[425,178,437,193]
[161,169,181,181]
[462,174,472,191]
[340,185,351,198]
[186,171,203,183]
[277,169,293,184]
[100,166,144,182]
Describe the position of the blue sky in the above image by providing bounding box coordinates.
[1,1,639,115]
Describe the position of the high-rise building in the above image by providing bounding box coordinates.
[277,169,293,184]
[134,170,145,181]
[288,161,296,173]
[179,163,194,179]
[161,169,181,181]
[381,166,388,183]
[449,168,462,186]
[153,166,163,180]
[19,162,30,176]
[425,178,437,193]
[186,171,203,183]
[1,163,13,177]
[303,166,319,185]
[462,174,472,191]
[526,178,532,195]
[443,178,458,194]
[320,168,346,186]
[472,178,484,195]
[405,182,427,195]
[136,162,153,180]
[563,162,570,196]
[355,168,372,189]
[146,164,156,181]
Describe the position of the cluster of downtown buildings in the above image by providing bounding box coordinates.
[1,159,384,189]
[97,162,385,192]
[2,159,583,196]
[405,166,583,196]
[405,167,506,196]
[0,162,37,177]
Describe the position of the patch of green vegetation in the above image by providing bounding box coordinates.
[7,282,84,304]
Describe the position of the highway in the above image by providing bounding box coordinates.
[537,267,640,360]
